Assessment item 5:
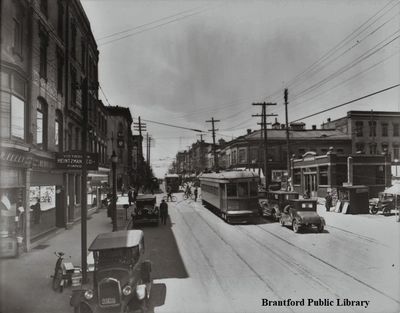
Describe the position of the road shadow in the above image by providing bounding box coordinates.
[133,217,188,280]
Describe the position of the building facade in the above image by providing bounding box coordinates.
[0,0,104,250]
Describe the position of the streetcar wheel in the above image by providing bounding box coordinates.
[293,220,300,233]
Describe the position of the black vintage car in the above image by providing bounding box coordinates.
[70,230,152,313]
[131,195,160,226]
[369,192,397,215]
[280,199,325,233]
[258,190,300,221]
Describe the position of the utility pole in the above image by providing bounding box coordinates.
[206,117,220,170]
[80,77,88,283]
[252,102,277,188]
[133,117,146,185]
[284,89,290,180]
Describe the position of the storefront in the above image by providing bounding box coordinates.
[291,150,391,198]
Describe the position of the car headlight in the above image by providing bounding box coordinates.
[84,289,94,300]
[122,285,132,296]
[135,284,146,300]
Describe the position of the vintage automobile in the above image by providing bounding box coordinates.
[280,199,325,233]
[70,230,152,313]
[131,195,160,226]
[369,192,395,215]
[258,190,299,221]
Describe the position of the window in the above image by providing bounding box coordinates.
[355,121,363,137]
[55,110,62,152]
[11,96,25,140]
[238,182,248,197]
[71,23,77,58]
[40,0,48,17]
[319,166,328,185]
[393,145,399,160]
[57,51,63,94]
[36,99,47,149]
[57,2,64,38]
[369,143,377,155]
[355,142,365,153]
[393,123,399,137]
[71,67,77,105]
[231,150,237,164]
[293,169,301,185]
[238,149,246,164]
[381,123,388,137]
[227,183,237,197]
[249,148,258,163]
[381,143,388,154]
[39,30,48,80]
[250,182,258,196]
[67,123,73,151]
[81,40,86,69]
[75,127,80,150]
[369,121,376,137]
[13,19,23,56]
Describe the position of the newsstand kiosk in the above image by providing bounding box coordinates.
[337,185,369,214]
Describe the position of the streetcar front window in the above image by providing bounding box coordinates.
[227,183,237,197]
[238,182,248,197]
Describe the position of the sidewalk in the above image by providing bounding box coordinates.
[0,207,114,313]
[316,201,400,248]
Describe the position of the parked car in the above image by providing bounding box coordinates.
[369,192,396,215]
[70,230,152,313]
[131,195,160,226]
[258,190,299,221]
[280,199,325,233]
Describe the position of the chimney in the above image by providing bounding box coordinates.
[312,125,317,130]
[247,129,252,135]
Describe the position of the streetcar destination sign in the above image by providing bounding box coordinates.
[55,152,99,170]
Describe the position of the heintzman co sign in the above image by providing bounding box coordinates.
[55,152,99,171]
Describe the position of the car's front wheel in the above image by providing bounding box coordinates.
[370,205,378,214]
[292,220,300,233]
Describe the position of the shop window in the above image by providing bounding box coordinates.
[238,182,248,197]
[227,183,237,197]
[381,123,388,137]
[355,121,363,137]
[293,169,301,185]
[393,123,399,137]
[36,99,47,149]
[319,166,328,185]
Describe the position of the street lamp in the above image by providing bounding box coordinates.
[111,151,118,232]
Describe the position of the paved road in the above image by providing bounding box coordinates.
[1,193,399,313]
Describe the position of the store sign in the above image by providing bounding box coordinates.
[55,152,99,170]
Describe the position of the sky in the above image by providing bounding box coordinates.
[81,0,400,178]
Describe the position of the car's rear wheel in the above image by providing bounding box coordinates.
[317,224,324,233]
[293,220,300,233]
[383,207,391,216]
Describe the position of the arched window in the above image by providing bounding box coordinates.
[55,110,63,152]
[37,98,48,150]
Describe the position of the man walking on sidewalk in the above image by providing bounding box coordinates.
[160,199,168,225]
[325,192,333,212]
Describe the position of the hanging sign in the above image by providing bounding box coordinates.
[55,152,99,170]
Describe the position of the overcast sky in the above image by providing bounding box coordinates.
[81,0,399,177]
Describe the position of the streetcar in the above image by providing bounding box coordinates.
[164,174,181,193]
[199,171,260,223]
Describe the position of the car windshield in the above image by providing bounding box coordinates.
[95,246,139,268]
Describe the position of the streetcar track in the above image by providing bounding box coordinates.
[176,201,298,313]
[252,223,400,305]
[172,203,246,313]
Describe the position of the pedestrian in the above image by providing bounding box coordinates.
[325,192,333,212]
[121,184,126,196]
[33,198,41,224]
[166,186,172,202]
[194,187,198,202]
[15,201,25,236]
[128,188,133,206]
[160,199,168,225]
[133,187,138,202]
